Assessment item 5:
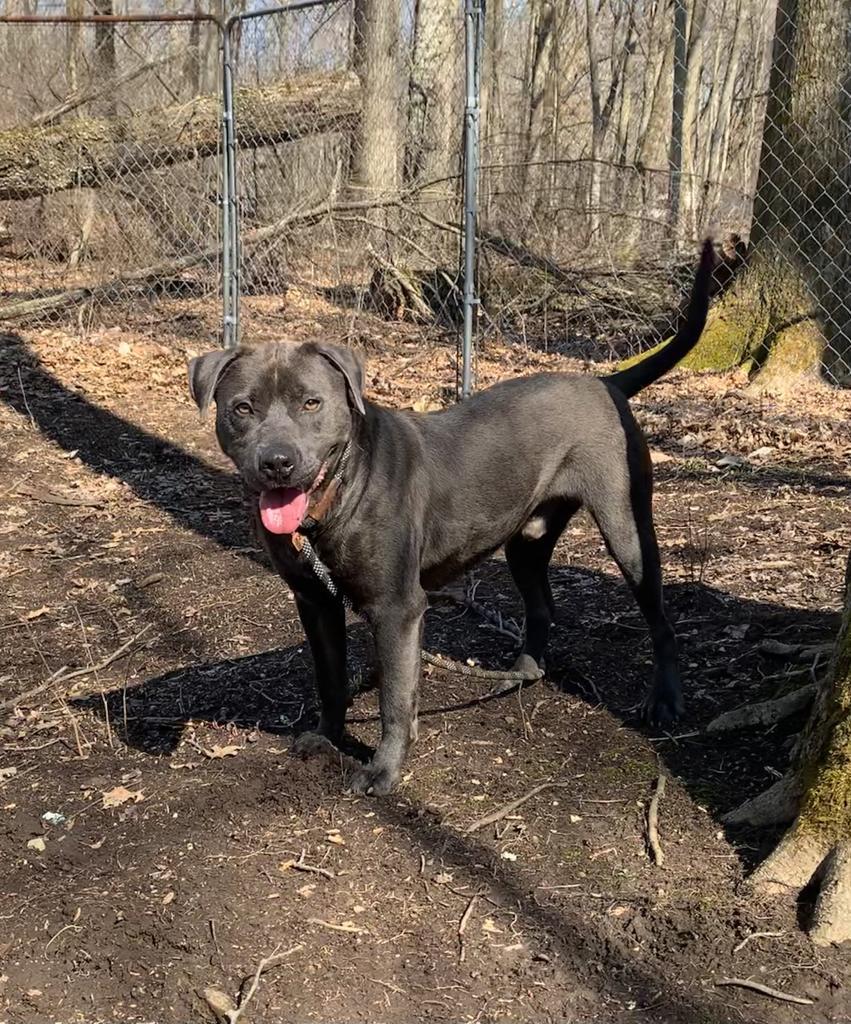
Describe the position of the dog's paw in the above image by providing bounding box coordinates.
[291,731,338,758]
[642,688,684,728]
[346,762,398,796]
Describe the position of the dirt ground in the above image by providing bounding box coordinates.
[1,289,850,1024]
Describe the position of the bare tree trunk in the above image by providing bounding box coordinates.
[698,0,744,227]
[480,0,503,224]
[185,0,202,97]
[350,0,401,214]
[678,0,708,240]
[520,0,558,219]
[635,1,673,244]
[682,0,851,385]
[585,0,603,239]
[93,0,117,118]
[406,0,457,208]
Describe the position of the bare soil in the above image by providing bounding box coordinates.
[1,290,850,1024]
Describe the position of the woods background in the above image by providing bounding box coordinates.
[0,0,848,384]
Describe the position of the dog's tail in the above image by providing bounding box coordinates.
[604,239,715,399]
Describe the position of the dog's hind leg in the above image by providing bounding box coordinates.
[585,451,682,727]
[506,500,580,670]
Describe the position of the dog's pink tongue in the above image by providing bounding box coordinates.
[259,488,309,535]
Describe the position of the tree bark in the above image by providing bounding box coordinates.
[734,553,851,945]
[681,0,851,385]
[350,0,401,202]
[0,71,362,202]
[406,0,458,197]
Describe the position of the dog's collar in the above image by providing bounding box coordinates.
[298,441,351,534]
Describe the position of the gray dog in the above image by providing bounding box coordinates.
[189,241,713,795]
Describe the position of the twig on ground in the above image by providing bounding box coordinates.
[646,774,666,866]
[0,626,151,710]
[466,782,570,833]
[15,482,104,508]
[458,894,478,962]
[281,850,334,880]
[307,918,368,935]
[228,943,304,1022]
[715,978,814,1005]
[16,366,35,427]
[732,930,785,953]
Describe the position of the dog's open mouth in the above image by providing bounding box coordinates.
[258,461,328,535]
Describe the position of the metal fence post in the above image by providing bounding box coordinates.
[221,24,238,349]
[461,0,483,399]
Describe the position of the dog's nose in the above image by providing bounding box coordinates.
[259,450,295,482]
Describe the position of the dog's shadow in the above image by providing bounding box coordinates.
[75,560,837,847]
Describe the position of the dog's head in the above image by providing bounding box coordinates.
[188,341,365,534]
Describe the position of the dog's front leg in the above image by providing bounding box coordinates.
[348,593,426,796]
[290,589,348,752]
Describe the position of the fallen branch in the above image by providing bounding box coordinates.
[284,850,334,880]
[0,191,400,322]
[715,978,814,1006]
[229,943,304,1023]
[458,894,478,962]
[0,70,361,201]
[306,918,368,935]
[706,685,816,733]
[465,782,570,834]
[0,626,151,710]
[15,482,104,508]
[646,774,666,867]
[732,930,784,953]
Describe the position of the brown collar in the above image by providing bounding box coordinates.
[290,441,351,552]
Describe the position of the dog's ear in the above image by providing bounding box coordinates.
[315,343,366,416]
[188,349,239,417]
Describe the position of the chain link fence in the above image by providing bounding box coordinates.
[0,1,848,386]
[0,12,223,335]
[227,0,468,351]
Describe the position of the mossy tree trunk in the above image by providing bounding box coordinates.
[682,0,851,385]
[727,554,851,945]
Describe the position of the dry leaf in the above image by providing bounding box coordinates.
[26,837,46,852]
[412,396,441,413]
[481,918,503,934]
[201,986,237,1021]
[433,872,453,885]
[162,890,175,905]
[102,785,144,808]
[203,744,241,759]
[326,833,345,846]
[0,767,17,783]
[24,606,49,621]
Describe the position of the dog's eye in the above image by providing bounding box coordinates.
[233,401,253,417]
[303,398,322,412]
